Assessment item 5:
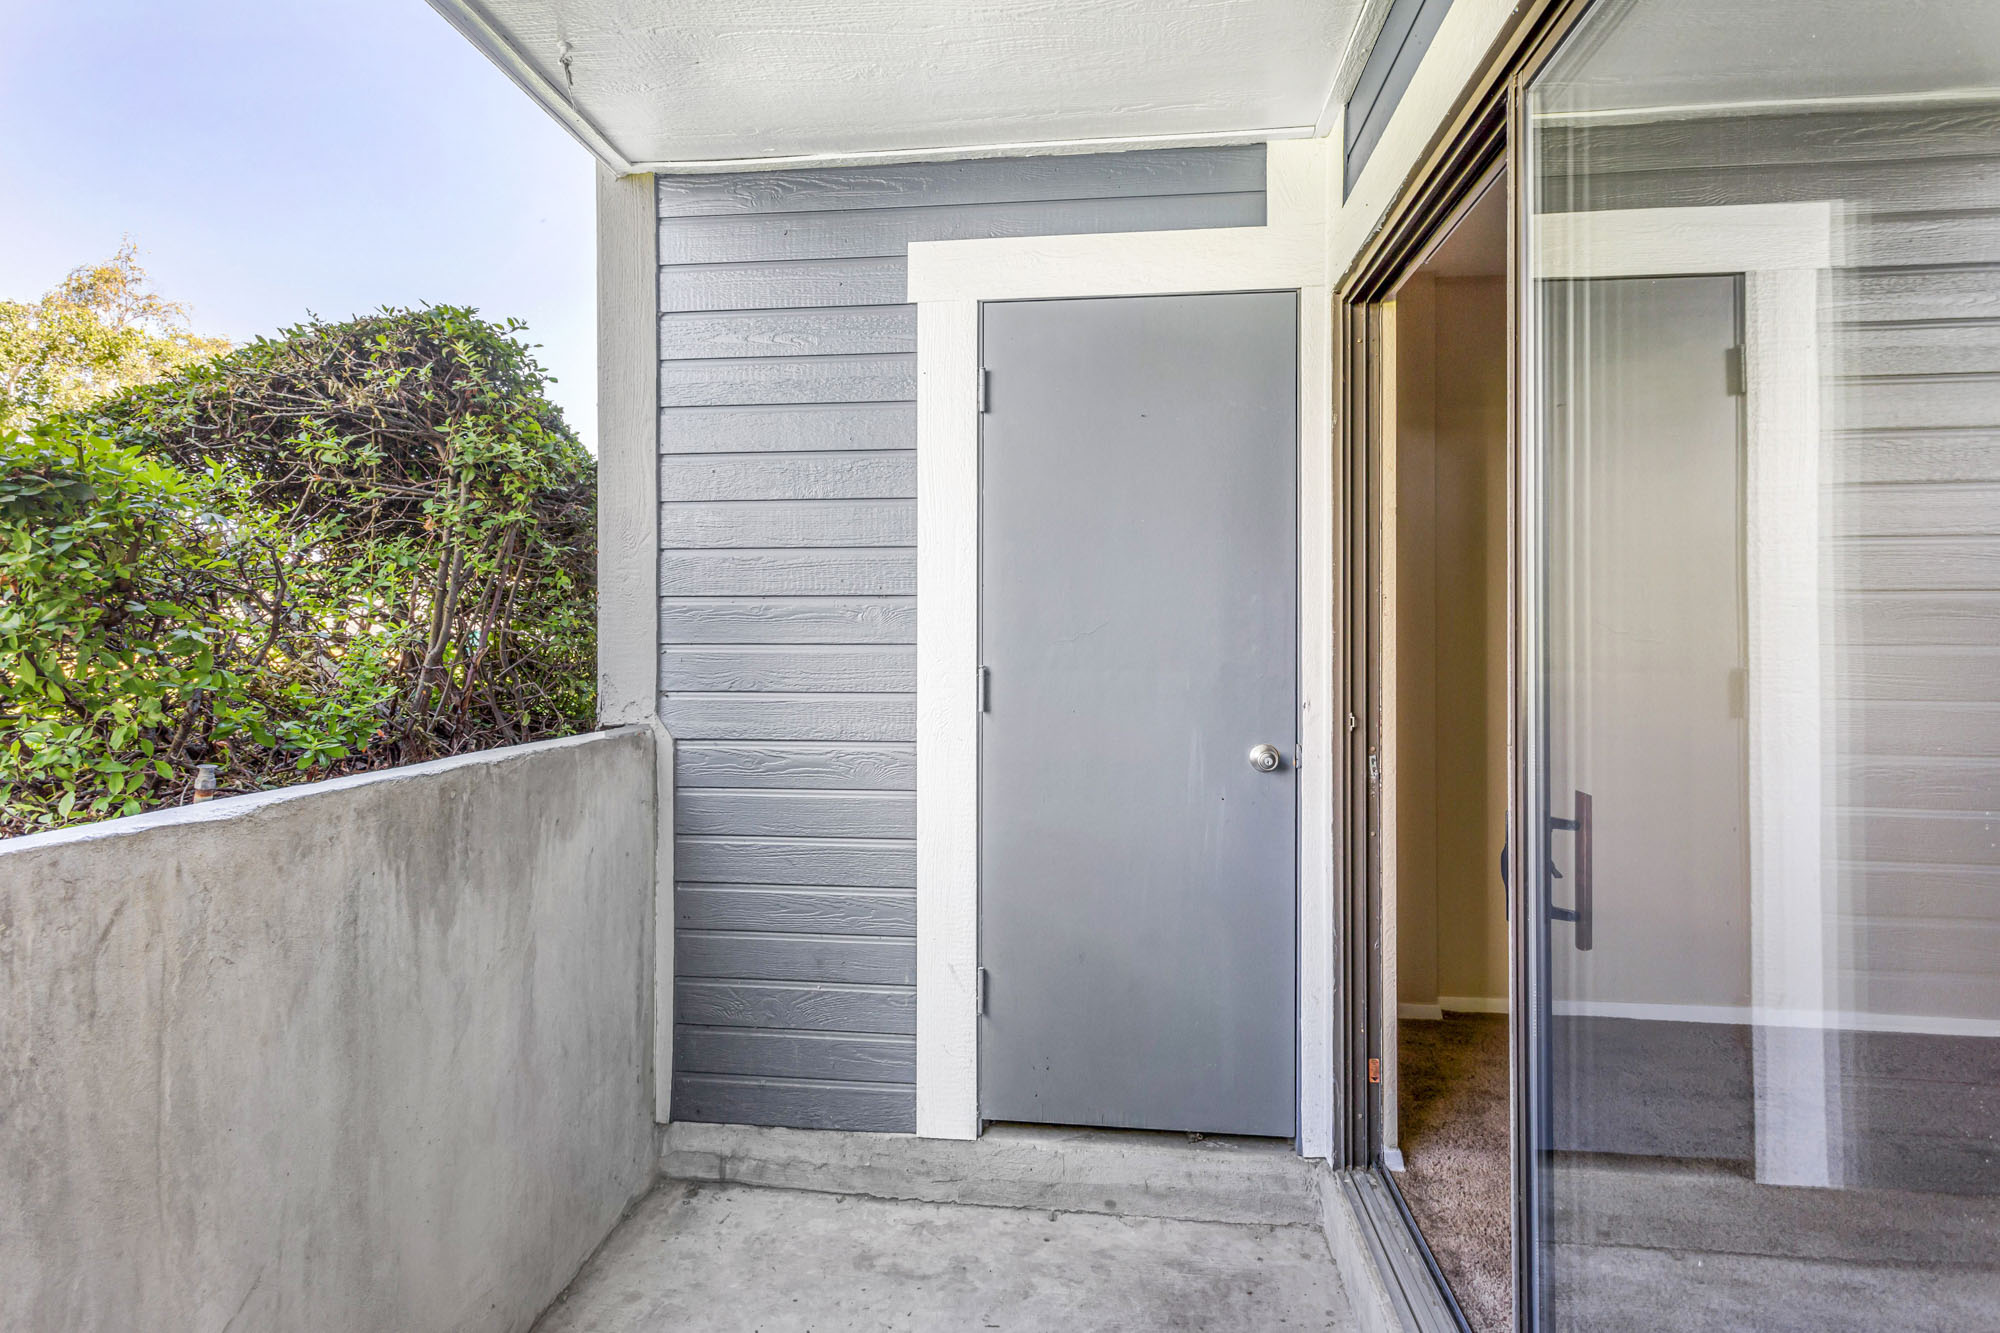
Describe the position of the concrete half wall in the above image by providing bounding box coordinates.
[0,728,657,1333]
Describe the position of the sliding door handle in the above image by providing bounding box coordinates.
[1548,790,1593,951]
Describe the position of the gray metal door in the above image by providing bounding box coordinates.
[979,292,1299,1137]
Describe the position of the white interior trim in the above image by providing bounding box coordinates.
[1398,1003,1443,1023]
[1536,202,1835,1186]
[913,139,1339,1156]
[1398,996,1510,1019]
[1437,995,1509,1015]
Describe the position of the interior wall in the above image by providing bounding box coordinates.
[1396,273,1509,1010]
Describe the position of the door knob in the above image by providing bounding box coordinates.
[1248,744,1283,773]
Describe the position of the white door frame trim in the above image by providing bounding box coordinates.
[909,139,1339,1155]
[1534,200,1835,1185]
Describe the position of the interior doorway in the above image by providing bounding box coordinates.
[1375,170,1513,1331]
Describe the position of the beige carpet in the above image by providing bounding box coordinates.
[1397,1013,1511,1332]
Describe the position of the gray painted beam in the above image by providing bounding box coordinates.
[655,146,1267,217]
[1839,701,2000,758]
[669,1074,915,1132]
[675,980,916,1034]
[1833,647,2000,703]
[659,550,914,598]
[1836,325,2000,378]
[677,930,916,984]
[1831,536,2000,591]
[676,885,917,935]
[1537,106,2000,176]
[673,742,916,790]
[659,499,915,551]
[1540,156,2000,216]
[677,835,917,887]
[1830,268,2000,325]
[1838,591,2000,646]
[1829,483,2000,538]
[673,1028,916,1084]
[659,646,916,693]
[657,192,1266,265]
[657,694,915,742]
[660,453,915,502]
[660,258,907,314]
[659,598,917,646]
[658,403,914,455]
[659,306,915,359]
[676,789,917,839]
[659,353,914,408]
[1848,213,2000,267]
[1833,430,2000,485]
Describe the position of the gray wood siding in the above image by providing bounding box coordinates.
[1542,106,2000,1025]
[659,146,1267,1131]
[1344,0,1458,193]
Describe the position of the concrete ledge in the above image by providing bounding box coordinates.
[659,1121,1324,1226]
[3,727,658,1333]
[0,725,642,852]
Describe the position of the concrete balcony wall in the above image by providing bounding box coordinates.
[0,727,658,1333]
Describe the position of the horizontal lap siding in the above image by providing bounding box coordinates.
[659,147,1267,1131]
[1546,108,2000,1025]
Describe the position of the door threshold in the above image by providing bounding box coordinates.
[1377,1164,1474,1331]
[1331,1167,1468,1333]
[657,1120,1319,1227]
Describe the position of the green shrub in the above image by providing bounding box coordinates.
[0,306,594,836]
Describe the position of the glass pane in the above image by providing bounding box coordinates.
[1524,3,2000,1327]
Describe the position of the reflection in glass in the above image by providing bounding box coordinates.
[1523,2,2000,1327]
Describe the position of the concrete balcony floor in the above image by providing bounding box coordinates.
[532,1179,1355,1332]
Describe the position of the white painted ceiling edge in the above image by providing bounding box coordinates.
[424,0,1379,173]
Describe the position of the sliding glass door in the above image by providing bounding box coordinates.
[1519,1,2000,1327]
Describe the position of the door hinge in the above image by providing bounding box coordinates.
[1368,1057,1382,1085]
[1367,749,1380,785]
[977,665,990,713]
[978,967,990,1015]
[1725,345,1746,397]
[979,367,990,413]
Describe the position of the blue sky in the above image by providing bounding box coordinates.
[0,0,597,446]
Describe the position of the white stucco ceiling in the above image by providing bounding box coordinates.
[428,0,1373,171]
